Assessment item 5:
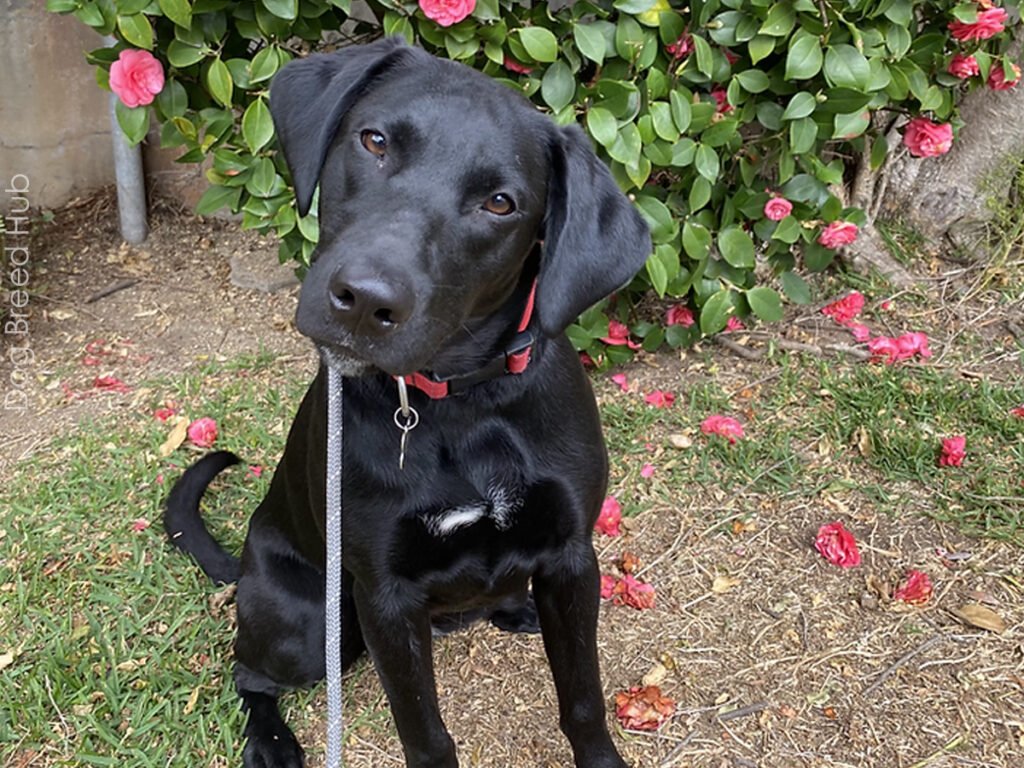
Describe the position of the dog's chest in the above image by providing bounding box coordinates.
[420,482,521,538]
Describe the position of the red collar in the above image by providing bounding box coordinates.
[400,281,537,399]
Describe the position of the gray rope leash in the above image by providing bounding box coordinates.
[325,366,344,768]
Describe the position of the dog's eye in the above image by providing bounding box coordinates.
[360,130,387,158]
[483,193,516,216]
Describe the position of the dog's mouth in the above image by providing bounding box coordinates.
[316,343,375,377]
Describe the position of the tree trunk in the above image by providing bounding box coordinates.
[881,81,1024,252]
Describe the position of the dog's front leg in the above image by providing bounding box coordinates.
[534,549,628,768]
[352,581,458,768]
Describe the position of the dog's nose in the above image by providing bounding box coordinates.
[328,270,414,335]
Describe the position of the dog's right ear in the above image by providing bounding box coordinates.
[270,37,409,216]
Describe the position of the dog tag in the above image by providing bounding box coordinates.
[394,377,420,470]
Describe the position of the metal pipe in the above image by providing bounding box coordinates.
[105,38,148,243]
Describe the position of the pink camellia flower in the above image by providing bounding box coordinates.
[817,220,859,249]
[821,291,865,325]
[763,196,793,221]
[948,53,980,79]
[615,685,675,731]
[666,304,695,327]
[579,352,595,368]
[109,49,165,108]
[903,117,954,158]
[503,55,533,75]
[988,62,1021,90]
[722,48,740,65]
[701,414,745,444]
[595,497,622,537]
[418,0,475,27]
[644,390,675,408]
[895,331,932,360]
[949,7,1008,41]
[187,417,218,448]
[640,463,655,478]
[710,88,733,113]
[606,574,656,610]
[601,319,641,350]
[610,372,630,392]
[1011,405,1024,418]
[814,521,861,568]
[666,32,693,59]
[867,335,900,364]
[893,570,934,605]
[725,316,745,332]
[939,435,966,467]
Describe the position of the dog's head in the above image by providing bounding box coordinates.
[270,38,650,377]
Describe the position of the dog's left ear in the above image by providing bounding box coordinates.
[535,123,652,337]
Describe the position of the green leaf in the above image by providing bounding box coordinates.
[779,271,811,304]
[608,122,642,165]
[167,39,206,67]
[803,242,835,272]
[694,144,719,182]
[541,61,575,112]
[689,176,712,212]
[683,220,712,260]
[788,116,817,154]
[114,101,149,146]
[747,286,783,322]
[196,184,242,216]
[770,215,802,244]
[692,34,714,77]
[246,157,277,197]
[634,195,677,244]
[869,134,889,171]
[748,34,775,65]
[832,110,870,140]
[736,69,770,93]
[586,107,618,148]
[518,27,559,63]
[785,32,823,80]
[46,0,79,12]
[250,46,280,84]
[782,91,816,120]
[117,13,153,49]
[760,2,796,36]
[260,0,298,21]
[646,253,669,297]
[669,90,691,134]
[700,289,733,335]
[242,98,274,154]
[205,57,234,109]
[718,226,755,268]
[574,23,606,65]
[824,44,871,91]
[154,79,188,120]
[158,0,192,28]
[649,102,678,141]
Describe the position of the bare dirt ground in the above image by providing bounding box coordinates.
[3,193,1023,768]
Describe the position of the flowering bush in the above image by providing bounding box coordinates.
[50,0,1022,358]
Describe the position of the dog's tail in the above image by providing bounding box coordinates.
[164,450,242,585]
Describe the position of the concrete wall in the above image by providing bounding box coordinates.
[1,0,116,211]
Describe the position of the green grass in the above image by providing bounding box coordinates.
[3,348,1022,764]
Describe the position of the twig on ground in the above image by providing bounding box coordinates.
[862,634,948,698]
[718,701,770,722]
[85,278,138,304]
[714,333,871,362]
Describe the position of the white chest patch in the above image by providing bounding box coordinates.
[424,484,523,538]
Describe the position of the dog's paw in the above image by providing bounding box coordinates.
[243,730,305,768]
[489,593,541,634]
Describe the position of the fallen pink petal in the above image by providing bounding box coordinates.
[601,319,641,350]
[131,517,151,532]
[607,574,656,610]
[154,406,177,422]
[595,497,622,537]
[600,574,617,599]
[666,304,695,327]
[700,414,745,444]
[821,291,865,325]
[93,376,131,394]
[814,521,861,568]
[640,463,655,478]
[725,316,745,332]
[610,373,630,392]
[248,465,264,479]
[893,569,933,605]
[187,417,219,448]
[1011,405,1024,418]
[645,390,675,408]
[939,435,966,467]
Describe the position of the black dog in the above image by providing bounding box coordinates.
[165,37,650,768]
